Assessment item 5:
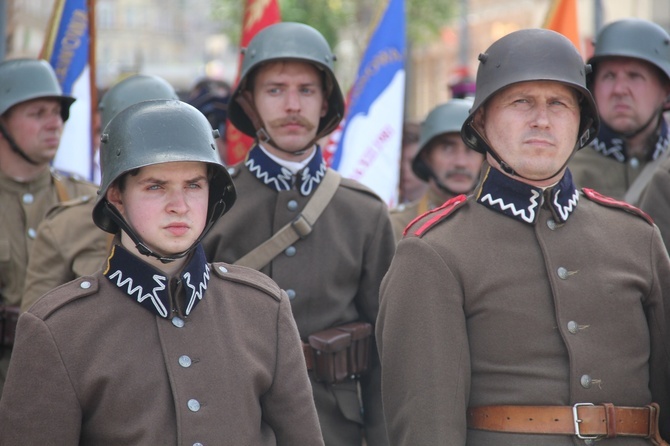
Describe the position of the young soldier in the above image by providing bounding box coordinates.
[377,29,670,445]
[0,100,324,445]
[203,22,394,446]
[21,74,180,312]
[0,59,97,396]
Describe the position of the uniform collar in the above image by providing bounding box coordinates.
[104,243,210,319]
[591,119,669,163]
[245,144,327,196]
[0,166,52,193]
[475,164,579,225]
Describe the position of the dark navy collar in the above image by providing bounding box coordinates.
[591,119,669,163]
[476,165,579,225]
[104,244,210,319]
[245,145,327,196]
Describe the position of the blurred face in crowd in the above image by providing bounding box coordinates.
[474,81,581,187]
[423,132,484,195]
[0,98,63,166]
[593,57,670,136]
[399,122,426,202]
[247,60,328,161]
[107,161,209,266]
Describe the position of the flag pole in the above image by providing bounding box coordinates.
[88,0,98,181]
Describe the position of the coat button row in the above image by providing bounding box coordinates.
[567,321,579,334]
[287,200,299,211]
[285,289,296,300]
[172,317,185,328]
[187,399,200,412]
[179,355,192,367]
[22,193,34,204]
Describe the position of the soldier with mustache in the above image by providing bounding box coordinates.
[390,99,484,240]
[202,22,395,446]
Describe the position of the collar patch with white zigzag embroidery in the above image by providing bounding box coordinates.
[104,244,210,318]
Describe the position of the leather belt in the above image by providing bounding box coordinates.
[302,342,314,371]
[467,403,664,442]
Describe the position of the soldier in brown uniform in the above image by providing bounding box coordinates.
[398,121,427,204]
[202,22,394,446]
[0,99,324,445]
[377,29,670,445]
[569,19,670,203]
[0,59,97,397]
[638,156,670,254]
[21,74,180,312]
[390,99,484,240]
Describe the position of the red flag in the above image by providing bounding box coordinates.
[225,0,281,166]
[543,0,582,55]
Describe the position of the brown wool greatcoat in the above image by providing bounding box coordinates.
[0,263,324,445]
[203,165,396,446]
[0,168,98,306]
[639,156,670,254]
[389,188,452,242]
[377,189,670,445]
[22,195,110,312]
[569,144,647,201]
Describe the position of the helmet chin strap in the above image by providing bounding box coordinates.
[103,200,224,264]
[235,92,340,158]
[619,105,664,140]
[469,124,580,184]
[427,169,470,197]
[0,123,40,165]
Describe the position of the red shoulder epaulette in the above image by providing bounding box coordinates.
[403,194,468,238]
[582,188,653,225]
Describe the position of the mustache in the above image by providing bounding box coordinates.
[268,116,315,131]
[443,168,476,181]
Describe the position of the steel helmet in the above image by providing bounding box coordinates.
[228,22,344,140]
[461,28,599,154]
[94,99,236,237]
[99,74,179,130]
[0,58,75,121]
[588,18,670,83]
[412,98,474,181]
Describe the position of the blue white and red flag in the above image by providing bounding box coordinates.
[41,0,98,182]
[327,0,405,206]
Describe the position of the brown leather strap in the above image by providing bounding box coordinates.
[302,342,314,371]
[467,404,663,440]
[234,169,341,270]
[52,174,71,203]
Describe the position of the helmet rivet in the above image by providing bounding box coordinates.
[478,53,488,63]
[100,134,109,144]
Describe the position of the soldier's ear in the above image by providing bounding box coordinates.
[472,107,486,135]
[106,184,124,214]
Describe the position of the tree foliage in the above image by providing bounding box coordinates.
[211,0,458,49]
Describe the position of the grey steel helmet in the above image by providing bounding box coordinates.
[93,99,236,237]
[413,99,474,181]
[0,58,75,121]
[461,29,599,154]
[99,74,179,130]
[588,18,670,84]
[228,22,345,140]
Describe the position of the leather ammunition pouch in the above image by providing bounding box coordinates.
[0,305,19,355]
[303,321,372,384]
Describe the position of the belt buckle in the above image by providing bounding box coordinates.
[573,403,600,440]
